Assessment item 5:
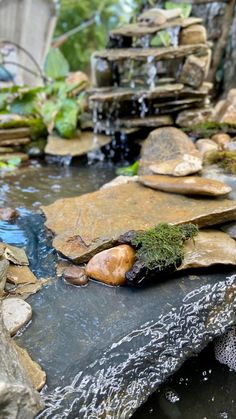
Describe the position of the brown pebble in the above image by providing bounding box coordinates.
[0,207,18,221]
[211,133,231,150]
[64,266,88,286]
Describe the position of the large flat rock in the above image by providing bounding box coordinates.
[42,182,236,262]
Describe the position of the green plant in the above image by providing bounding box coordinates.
[205,150,236,175]
[131,223,198,270]
[165,2,192,18]
[116,161,139,176]
[150,30,171,47]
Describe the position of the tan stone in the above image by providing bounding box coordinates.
[176,107,214,127]
[139,175,232,196]
[86,245,136,286]
[42,182,236,263]
[0,259,9,291]
[6,265,37,285]
[13,342,46,391]
[138,8,181,26]
[179,54,208,88]
[150,152,202,176]
[180,230,236,270]
[179,24,207,45]
[139,127,198,175]
[64,266,88,286]
[211,133,231,150]
[214,89,236,125]
[0,128,30,141]
[101,175,138,190]
[2,298,32,336]
[45,131,111,157]
[4,245,29,266]
[195,139,219,155]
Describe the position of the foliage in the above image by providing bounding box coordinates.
[183,122,236,137]
[131,223,198,270]
[165,2,192,18]
[44,48,70,80]
[205,151,236,175]
[150,30,171,47]
[116,160,139,176]
[55,0,141,70]
[0,156,22,173]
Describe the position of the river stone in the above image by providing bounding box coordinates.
[211,133,231,150]
[180,230,236,270]
[13,342,46,391]
[42,182,236,263]
[45,131,111,157]
[195,138,219,155]
[179,24,207,45]
[0,307,43,418]
[86,245,136,286]
[0,259,9,292]
[139,175,232,196]
[149,152,202,176]
[6,265,37,285]
[2,298,32,336]
[4,244,29,266]
[64,266,88,286]
[139,127,199,175]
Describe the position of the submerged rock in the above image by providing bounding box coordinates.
[86,245,136,286]
[2,298,32,336]
[42,182,236,263]
[13,341,47,391]
[0,207,18,221]
[139,175,232,196]
[64,266,88,286]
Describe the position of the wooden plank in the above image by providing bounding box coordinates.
[110,17,203,37]
[94,44,209,62]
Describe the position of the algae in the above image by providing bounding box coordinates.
[131,223,198,271]
[205,150,236,175]
[183,122,236,137]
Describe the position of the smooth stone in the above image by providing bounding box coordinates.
[45,131,111,157]
[139,127,198,175]
[13,341,46,391]
[0,207,18,221]
[101,175,138,190]
[195,139,219,155]
[64,266,88,286]
[225,142,236,152]
[6,265,37,285]
[86,245,136,286]
[211,133,231,150]
[176,107,214,127]
[150,152,202,176]
[180,230,236,270]
[139,175,232,196]
[42,182,236,263]
[0,259,9,291]
[2,298,32,336]
[179,24,207,45]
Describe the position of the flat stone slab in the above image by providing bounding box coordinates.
[139,175,232,196]
[2,298,32,336]
[42,182,236,262]
[13,342,46,391]
[45,131,111,157]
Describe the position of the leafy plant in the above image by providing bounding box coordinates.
[131,223,198,271]
[165,2,192,19]
[44,48,70,80]
[151,30,171,47]
[116,160,139,176]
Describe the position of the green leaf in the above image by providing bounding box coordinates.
[54,98,78,138]
[7,157,22,167]
[165,2,192,18]
[10,91,39,116]
[0,93,8,111]
[44,48,70,80]
[116,161,139,176]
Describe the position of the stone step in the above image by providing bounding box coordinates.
[110,17,202,38]
[93,44,209,62]
[98,115,173,129]
[0,128,30,140]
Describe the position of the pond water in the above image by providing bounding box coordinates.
[0,161,235,419]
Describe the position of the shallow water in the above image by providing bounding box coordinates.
[0,162,236,419]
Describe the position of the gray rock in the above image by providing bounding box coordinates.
[0,305,43,418]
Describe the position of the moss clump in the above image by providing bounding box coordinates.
[183,122,236,138]
[206,150,236,175]
[131,223,198,271]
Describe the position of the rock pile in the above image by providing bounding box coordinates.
[89,7,212,133]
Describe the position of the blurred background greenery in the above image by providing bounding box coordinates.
[53,0,145,72]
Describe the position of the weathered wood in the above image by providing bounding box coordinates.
[0,305,43,418]
[94,44,209,62]
[110,17,202,37]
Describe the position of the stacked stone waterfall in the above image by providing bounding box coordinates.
[90,7,212,133]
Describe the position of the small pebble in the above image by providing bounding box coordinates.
[64,266,88,286]
[0,207,18,221]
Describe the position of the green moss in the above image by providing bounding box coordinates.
[183,122,236,137]
[131,223,198,271]
[0,118,47,140]
[205,150,236,175]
